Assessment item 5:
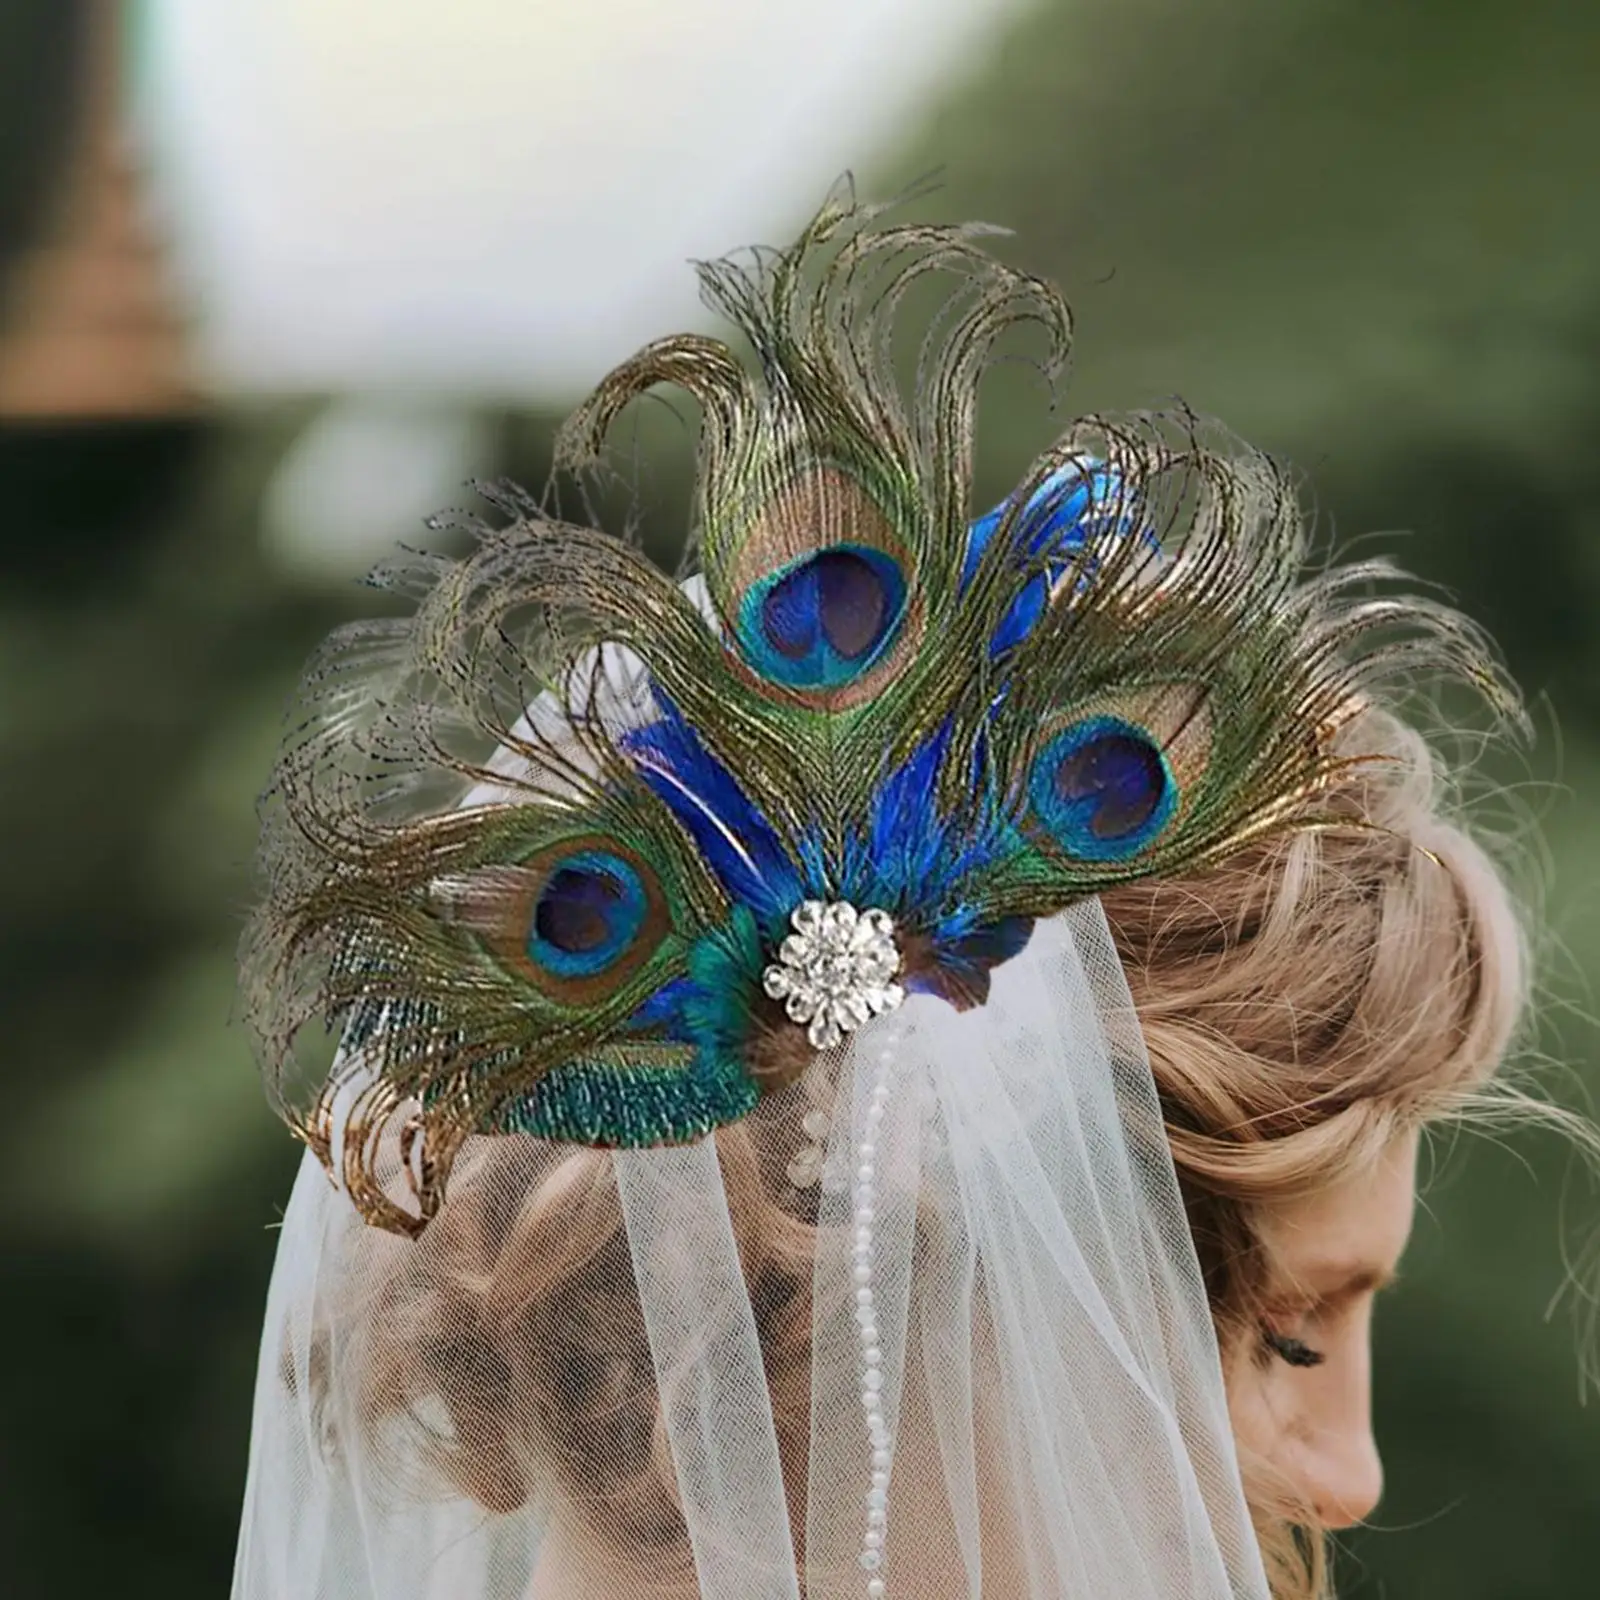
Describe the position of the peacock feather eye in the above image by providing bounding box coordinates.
[1030,715,1178,861]
[429,837,675,1005]
[742,544,908,689]
[527,850,651,979]
[713,465,923,708]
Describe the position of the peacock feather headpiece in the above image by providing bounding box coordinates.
[241,190,1511,1236]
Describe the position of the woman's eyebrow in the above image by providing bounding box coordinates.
[1298,1260,1401,1298]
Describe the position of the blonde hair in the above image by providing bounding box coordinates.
[352,704,1533,1599]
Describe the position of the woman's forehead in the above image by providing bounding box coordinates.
[1258,1128,1420,1296]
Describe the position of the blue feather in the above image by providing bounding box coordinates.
[623,699,1041,1034]
[626,976,697,1040]
[964,458,1143,656]
[621,697,803,927]
[792,723,1020,925]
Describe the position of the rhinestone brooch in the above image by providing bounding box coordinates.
[762,900,905,1051]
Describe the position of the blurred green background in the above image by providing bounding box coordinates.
[2,1,1597,1595]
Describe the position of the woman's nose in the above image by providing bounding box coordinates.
[1306,1424,1384,1530]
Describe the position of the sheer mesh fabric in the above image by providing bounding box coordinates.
[232,904,1270,1599]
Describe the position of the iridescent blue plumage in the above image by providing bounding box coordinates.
[964,459,1139,656]
[626,702,1031,1005]
[527,850,650,978]
[1030,716,1177,861]
[808,732,1015,923]
[621,698,802,928]
[741,545,908,689]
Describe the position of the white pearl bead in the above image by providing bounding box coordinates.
[854,1068,898,1600]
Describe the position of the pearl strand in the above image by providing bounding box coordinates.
[854,1042,893,1599]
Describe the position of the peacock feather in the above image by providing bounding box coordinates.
[241,186,1516,1236]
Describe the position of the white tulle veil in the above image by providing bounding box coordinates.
[233,893,1270,1599]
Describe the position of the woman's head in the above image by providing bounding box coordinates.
[1223,1122,1419,1534]
[1104,704,1524,1577]
[348,702,1528,1598]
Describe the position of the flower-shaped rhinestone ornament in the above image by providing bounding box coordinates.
[762,901,905,1050]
